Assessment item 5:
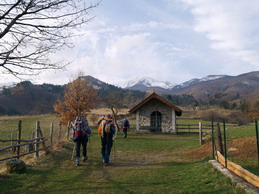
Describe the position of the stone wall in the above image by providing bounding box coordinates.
[138,98,176,133]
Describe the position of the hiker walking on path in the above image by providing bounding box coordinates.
[97,115,105,125]
[73,115,91,166]
[121,117,130,138]
[98,114,116,165]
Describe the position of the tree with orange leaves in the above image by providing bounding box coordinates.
[54,77,98,125]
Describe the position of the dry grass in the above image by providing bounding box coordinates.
[185,137,257,157]
[181,107,235,118]
[87,108,130,126]
[89,108,130,115]
[0,115,45,120]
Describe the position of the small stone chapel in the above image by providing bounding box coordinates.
[129,92,182,133]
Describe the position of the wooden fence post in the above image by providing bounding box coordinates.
[199,121,203,146]
[211,119,215,159]
[17,120,22,159]
[58,121,62,142]
[50,122,54,148]
[29,132,34,151]
[34,121,40,158]
[255,119,259,166]
[223,120,227,168]
[11,132,15,153]
[67,121,70,141]
[38,124,47,151]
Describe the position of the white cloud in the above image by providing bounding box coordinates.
[2,0,259,86]
[181,0,259,69]
[126,21,182,32]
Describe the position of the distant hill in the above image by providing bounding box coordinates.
[118,75,228,91]
[119,71,259,103]
[81,75,146,108]
[172,71,259,102]
[172,75,228,91]
[0,81,64,115]
[0,77,146,115]
[0,71,258,115]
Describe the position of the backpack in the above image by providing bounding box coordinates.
[103,120,112,133]
[123,120,129,127]
[74,120,86,138]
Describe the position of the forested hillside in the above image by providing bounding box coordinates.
[0,81,64,115]
[0,72,258,116]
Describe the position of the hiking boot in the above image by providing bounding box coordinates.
[75,157,80,166]
[104,162,109,166]
[82,156,88,162]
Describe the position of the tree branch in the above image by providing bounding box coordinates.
[0,0,100,77]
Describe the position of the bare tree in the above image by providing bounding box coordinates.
[104,91,124,130]
[0,0,100,77]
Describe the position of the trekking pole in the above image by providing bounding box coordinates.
[71,142,76,161]
[113,139,117,162]
[87,135,90,158]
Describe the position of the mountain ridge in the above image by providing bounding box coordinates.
[114,71,259,102]
[0,71,258,115]
[117,74,230,91]
[117,76,176,89]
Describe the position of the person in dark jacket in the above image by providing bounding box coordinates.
[97,115,105,125]
[73,116,91,166]
[98,114,116,165]
[121,118,130,138]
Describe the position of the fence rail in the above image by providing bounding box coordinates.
[216,151,259,187]
[0,120,50,162]
[212,119,259,188]
[176,124,213,130]
[0,138,47,152]
[0,137,44,143]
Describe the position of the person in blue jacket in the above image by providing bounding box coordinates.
[121,117,130,138]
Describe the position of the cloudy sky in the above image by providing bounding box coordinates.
[2,0,259,86]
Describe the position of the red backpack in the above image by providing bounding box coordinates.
[74,120,86,138]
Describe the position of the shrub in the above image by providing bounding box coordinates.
[200,111,224,122]
[226,112,250,125]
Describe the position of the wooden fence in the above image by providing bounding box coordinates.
[0,120,70,162]
[216,151,259,187]
[212,120,259,188]
[177,122,214,145]
[176,123,213,132]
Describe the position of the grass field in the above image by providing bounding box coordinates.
[0,114,248,193]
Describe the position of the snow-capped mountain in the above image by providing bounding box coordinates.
[118,76,176,90]
[174,75,228,90]
[117,75,228,91]
[200,75,227,82]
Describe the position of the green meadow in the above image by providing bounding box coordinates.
[0,115,251,193]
